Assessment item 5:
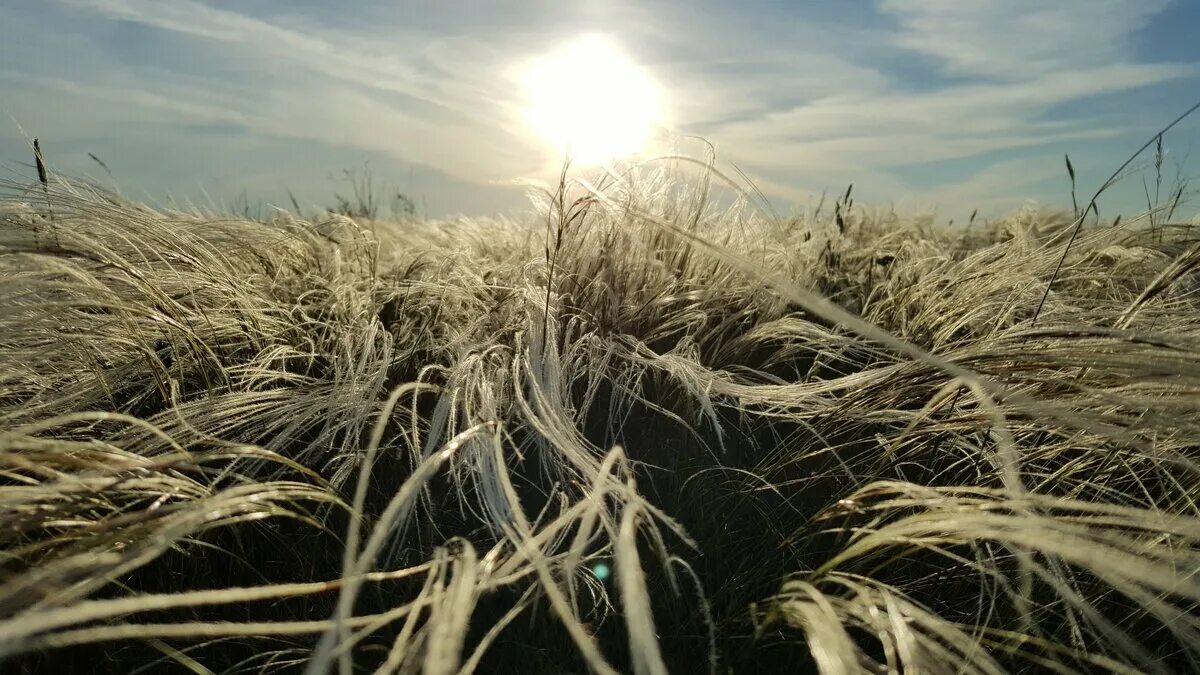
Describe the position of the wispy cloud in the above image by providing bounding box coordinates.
[676,0,1198,214]
[879,0,1171,78]
[1,72,251,129]
[709,63,1195,168]
[50,0,540,179]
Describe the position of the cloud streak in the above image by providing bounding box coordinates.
[880,0,1171,78]
[678,0,1198,214]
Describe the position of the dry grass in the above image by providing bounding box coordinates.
[1,166,1199,673]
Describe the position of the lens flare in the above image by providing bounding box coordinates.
[591,562,611,581]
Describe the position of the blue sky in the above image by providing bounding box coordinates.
[1,0,1198,220]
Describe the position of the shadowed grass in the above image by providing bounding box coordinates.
[1,169,1199,673]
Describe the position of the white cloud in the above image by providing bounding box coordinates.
[64,0,513,108]
[679,1,1196,213]
[48,0,546,182]
[708,63,1195,170]
[0,72,251,131]
[879,0,1171,78]
[896,155,1067,217]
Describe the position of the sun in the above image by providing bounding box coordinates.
[521,34,664,165]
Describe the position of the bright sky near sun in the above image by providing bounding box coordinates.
[1,0,1198,220]
[521,34,664,165]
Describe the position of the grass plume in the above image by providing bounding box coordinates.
[1,165,1199,673]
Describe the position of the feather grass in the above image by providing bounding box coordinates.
[1,168,1199,673]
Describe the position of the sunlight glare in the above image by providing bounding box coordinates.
[522,35,663,164]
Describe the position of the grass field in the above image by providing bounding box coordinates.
[1,165,1199,674]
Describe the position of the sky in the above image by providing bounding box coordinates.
[1,0,1198,221]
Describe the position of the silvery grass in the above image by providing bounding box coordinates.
[0,168,1198,674]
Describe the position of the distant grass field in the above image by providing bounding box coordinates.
[1,167,1199,674]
